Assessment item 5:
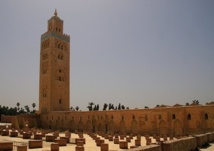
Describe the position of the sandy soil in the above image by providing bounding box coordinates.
[0,132,213,151]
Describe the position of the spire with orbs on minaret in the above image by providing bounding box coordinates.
[54,9,58,16]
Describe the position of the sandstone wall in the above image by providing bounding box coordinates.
[162,137,197,151]
[40,105,214,136]
[0,115,14,123]
[1,114,39,129]
[195,134,208,147]
[206,132,214,143]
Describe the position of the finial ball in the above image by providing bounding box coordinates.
[54,9,58,16]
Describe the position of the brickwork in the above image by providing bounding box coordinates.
[162,136,197,151]
[39,10,70,113]
[40,105,214,136]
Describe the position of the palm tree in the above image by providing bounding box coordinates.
[103,103,108,110]
[192,100,199,105]
[96,104,99,111]
[24,105,30,113]
[16,102,20,111]
[70,106,74,111]
[32,103,36,112]
[118,103,121,110]
[75,106,79,111]
[87,102,94,111]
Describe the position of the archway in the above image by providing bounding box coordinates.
[119,120,126,134]
[159,120,167,135]
[108,120,114,134]
[131,119,138,135]
[174,119,183,136]
[78,120,83,132]
[86,120,92,131]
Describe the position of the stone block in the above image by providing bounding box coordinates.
[75,146,84,151]
[0,142,13,151]
[126,137,131,142]
[137,135,141,141]
[108,136,113,141]
[55,138,67,146]
[46,134,56,142]
[119,141,128,149]
[17,145,27,151]
[120,135,125,140]
[60,136,70,143]
[130,146,137,149]
[29,140,43,148]
[100,143,108,151]
[10,131,18,137]
[34,133,43,140]
[51,143,59,151]
[23,132,32,139]
[2,130,9,136]
[77,141,84,146]
[76,138,86,144]
[135,139,141,146]
[146,138,152,145]
[114,138,119,144]
[96,139,104,146]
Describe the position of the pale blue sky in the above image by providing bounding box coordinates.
[0,0,214,111]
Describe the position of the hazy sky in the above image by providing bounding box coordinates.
[0,1,214,111]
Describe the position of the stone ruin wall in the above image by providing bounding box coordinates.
[40,105,214,136]
[0,114,39,130]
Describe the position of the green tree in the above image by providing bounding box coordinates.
[16,102,20,111]
[87,102,94,111]
[118,103,121,110]
[32,103,36,112]
[24,105,30,113]
[108,103,112,110]
[103,103,108,110]
[93,105,97,111]
[75,106,79,111]
[192,100,199,105]
[70,106,74,111]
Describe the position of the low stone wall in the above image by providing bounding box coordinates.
[162,136,197,151]
[129,144,161,151]
[1,115,14,123]
[206,132,214,143]
[195,134,208,147]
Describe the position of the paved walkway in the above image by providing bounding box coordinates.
[1,132,214,151]
[0,133,149,151]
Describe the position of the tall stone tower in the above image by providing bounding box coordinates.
[39,10,70,113]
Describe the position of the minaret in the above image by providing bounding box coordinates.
[39,10,70,113]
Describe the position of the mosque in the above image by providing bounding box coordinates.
[3,10,214,137]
